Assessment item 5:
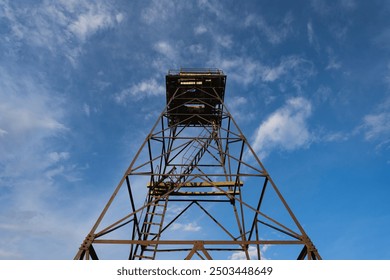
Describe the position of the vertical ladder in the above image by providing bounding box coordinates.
[133,193,169,260]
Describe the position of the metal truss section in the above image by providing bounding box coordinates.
[75,69,321,260]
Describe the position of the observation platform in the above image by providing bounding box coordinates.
[165,68,226,127]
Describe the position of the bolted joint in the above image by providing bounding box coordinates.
[301,235,321,259]
[79,233,95,251]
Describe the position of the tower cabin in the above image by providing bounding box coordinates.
[165,68,226,127]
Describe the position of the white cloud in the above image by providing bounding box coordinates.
[311,0,356,14]
[0,69,66,150]
[225,96,255,122]
[325,48,342,70]
[362,112,390,141]
[384,62,390,89]
[115,78,165,103]
[0,1,123,65]
[0,128,8,137]
[116,13,124,23]
[0,66,90,259]
[68,11,116,41]
[65,2,124,41]
[310,0,353,41]
[308,22,314,44]
[188,44,206,54]
[214,56,262,85]
[251,97,313,159]
[48,152,70,163]
[307,20,320,51]
[244,12,294,45]
[197,0,226,20]
[0,66,68,181]
[141,0,176,24]
[211,55,315,88]
[154,41,177,60]
[131,79,165,96]
[215,35,233,48]
[170,222,202,232]
[1,1,72,53]
[319,131,350,142]
[358,97,390,148]
[231,96,248,107]
[262,56,315,85]
[151,41,182,72]
[341,0,357,10]
[326,60,342,70]
[194,25,207,35]
[0,101,65,136]
[229,245,269,260]
[310,0,330,15]
[83,103,91,117]
[262,65,286,82]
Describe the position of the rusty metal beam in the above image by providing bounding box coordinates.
[93,239,305,245]
[75,69,321,260]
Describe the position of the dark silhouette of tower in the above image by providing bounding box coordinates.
[75,69,321,260]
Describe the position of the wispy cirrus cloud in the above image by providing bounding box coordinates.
[215,34,233,48]
[211,54,315,89]
[311,0,356,15]
[141,0,177,24]
[0,68,65,158]
[214,56,262,85]
[310,0,355,41]
[115,78,165,103]
[0,65,90,259]
[194,24,208,35]
[261,56,313,82]
[0,1,123,64]
[150,40,183,72]
[307,20,315,45]
[244,12,294,45]
[307,20,321,52]
[325,47,342,70]
[350,93,390,151]
[154,41,178,60]
[225,96,255,122]
[0,1,129,259]
[68,7,124,41]
[197,0,227,21]
[0,67,67,161]
[170,222,202,232]
[359,100,390,150]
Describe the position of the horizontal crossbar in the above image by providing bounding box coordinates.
[148,181,243,188]
[93,240,303,245]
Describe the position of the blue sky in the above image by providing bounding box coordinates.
[0,0,389,260]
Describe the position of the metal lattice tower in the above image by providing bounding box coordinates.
[75,69,321,260]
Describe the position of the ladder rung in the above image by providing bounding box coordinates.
[144,248,158,252]
[141,232,158,235]
[144,222,161,225]
[133,255,154,260]
[147,212,163,216]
